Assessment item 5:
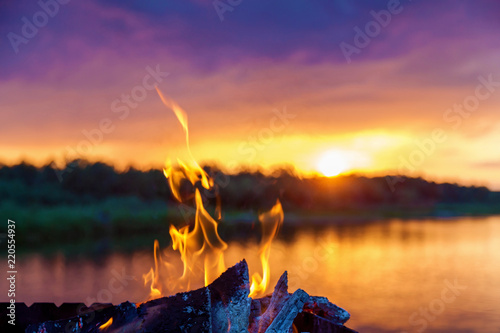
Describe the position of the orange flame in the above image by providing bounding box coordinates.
[142,240,163,299]
[142,88,227,300]
[168,189,228,287]
[143,88,283,300]
[249,199,284,298]
[99,317,113,330]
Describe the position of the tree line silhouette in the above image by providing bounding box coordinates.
[1,159,498,212]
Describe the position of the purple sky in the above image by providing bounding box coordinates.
[1,0,500,187]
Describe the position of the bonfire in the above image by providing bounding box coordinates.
[24,89,357,333]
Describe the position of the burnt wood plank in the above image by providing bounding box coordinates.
[249,271,290,333]
[265,289,309,333]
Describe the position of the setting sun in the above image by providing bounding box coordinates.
[317,150,351,177]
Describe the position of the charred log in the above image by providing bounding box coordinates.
[25,260,249,333]
[10,260,357,333]
[249,271,356,333]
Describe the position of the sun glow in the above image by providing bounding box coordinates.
[317,150,352,177]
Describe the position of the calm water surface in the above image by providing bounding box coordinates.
[4,216,500,332]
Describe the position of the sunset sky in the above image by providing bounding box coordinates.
[1,0,500,188]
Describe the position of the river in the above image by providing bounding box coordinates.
[4,216,500,332]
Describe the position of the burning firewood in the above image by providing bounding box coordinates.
[249,271,354,333]
[264,289,309,333]
[26,260,250,333]
[24,260,356,333]
[249,271,290,332]
[302,296,351,325]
